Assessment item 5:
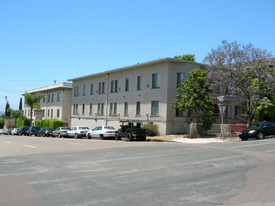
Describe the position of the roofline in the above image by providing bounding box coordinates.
[25,82,72,94]
[67,58,204,81]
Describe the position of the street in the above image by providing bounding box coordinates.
[1,135,275,205]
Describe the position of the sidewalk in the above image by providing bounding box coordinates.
[148,134,240,144]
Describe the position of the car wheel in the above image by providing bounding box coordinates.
[87,133,91,139]
[257,132,264,140]
[100,134,104,140]
[58,133,61,138]
[74,133,78,139]
[126,133,132,141]
[115,134,120,141]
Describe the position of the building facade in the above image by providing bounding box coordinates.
[24,82,72,127]
[68,58,217,135]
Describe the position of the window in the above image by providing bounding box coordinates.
[125,78,129,91]
[177,73,185,87]
[42,109,45,117]
[98,82,105,94]
[89,103,93,115]
[136,101,141,115]
[47,109,50,117]
[111,80,118,93]
[74,86,79,96]
[57,109,60,118]
[176,109,183,117]
[124,102,128,115]
[51,109,53,118]
[43,96,46,103]
[83,85,86,96]
[90,84,93,95]
[82,104,85,114]
[48,94,50,102]
[235,106,241,116]
[152,73,160,88]
[109,103,117,115]
[57,93,60,102]
[137,76,142,90]
[151,101,159,116]
[97,103,104,115]
[51,94,54,102]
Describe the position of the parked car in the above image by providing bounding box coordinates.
[117,120,147,141]
[18,126,29,136]
[26,126,41,136]
[38,127,53,137]
[7,128,14,135]
[87,126,118,140]
[0,129,8,135]
[67,126,89,138]
[11,128,19,135]
[52,127,70,138]
[239,121,275,141]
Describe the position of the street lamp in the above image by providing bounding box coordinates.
[217,96,226,139]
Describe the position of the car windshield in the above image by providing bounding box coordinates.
[250,123,263,129]
[79,127,89,130]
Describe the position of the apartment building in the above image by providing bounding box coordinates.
[24,82,72,127]
[68,58,211,135]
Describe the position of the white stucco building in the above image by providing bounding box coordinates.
[24,82,72,127]
[68,58,207,135]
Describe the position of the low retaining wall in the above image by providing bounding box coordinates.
[196,123,248,135]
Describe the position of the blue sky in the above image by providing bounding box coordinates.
[0,0,274,112]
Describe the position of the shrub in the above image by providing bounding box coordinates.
[143,124,159,136]
[16,117,30,127]
[35,119,63,130]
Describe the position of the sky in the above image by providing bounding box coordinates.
[0,0,274,112]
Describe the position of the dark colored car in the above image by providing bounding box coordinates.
[27,126,41,136]
[239,121,275,141]
[18,126,29,136]
[38,127,53,137]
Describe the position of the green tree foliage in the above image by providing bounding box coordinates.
[174,54,196,62]
[19,97,23,111]
[0,115,4,128]
[23,92,44,126]
[172,68,215,131]
[203,40,274,126]
[11,110,23,119]
[5,102,11,118]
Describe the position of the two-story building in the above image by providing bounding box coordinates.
[24,82,72,127]
[68,58,213,135]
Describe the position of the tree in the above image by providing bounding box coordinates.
[203,40,275,127]
[174,54,196,62]
[23,92,44,126]
[172,68,215,136]
[5,102,11,118]
[19,97,23,111]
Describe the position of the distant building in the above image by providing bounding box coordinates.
[24,82,72,127]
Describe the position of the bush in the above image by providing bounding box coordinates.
[35,119,63,130]
[143,124,159,136]
[16,117,30,127]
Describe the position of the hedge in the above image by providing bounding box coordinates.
[16,117,30,127]
[35,119,63,130]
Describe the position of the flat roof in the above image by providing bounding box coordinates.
[67,58,204,81]
[25,82,72,94]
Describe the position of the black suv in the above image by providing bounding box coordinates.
[117,120,147,141]
[27,126,41,136]
[18,126,29,136]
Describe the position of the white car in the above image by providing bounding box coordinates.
[87,126,118,140]
[67,126,89,138]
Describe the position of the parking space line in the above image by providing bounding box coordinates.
[69,142,83,145]
[4,141,11,144]
[24,145,36,149]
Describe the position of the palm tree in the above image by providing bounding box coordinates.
[23,92,44,126]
